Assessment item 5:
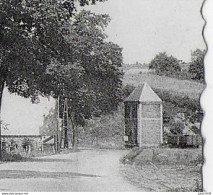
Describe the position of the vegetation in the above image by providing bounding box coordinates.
[74,109,125,149]
[120,147,202,191]
[39,10,123,148]
[0,0,123,156]
[127,48,205,82]
[154,89,202,123]
[169,121,185,135]
[1,152,22,162]
[149,52,181,76]
[121,147,202,166]
[122,83,202,124]
[123,72,204,100]
[188,49,206,82]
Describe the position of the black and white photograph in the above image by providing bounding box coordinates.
[0,0,211,192]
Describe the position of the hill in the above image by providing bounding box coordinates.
[123,72,205,100]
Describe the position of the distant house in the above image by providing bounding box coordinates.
[124,83,163,147]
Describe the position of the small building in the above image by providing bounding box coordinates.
[124,83,163,147]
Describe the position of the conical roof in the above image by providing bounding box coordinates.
[124,83,162,103]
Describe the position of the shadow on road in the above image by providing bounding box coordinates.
[22,158,75,163]
[0,170,101,179]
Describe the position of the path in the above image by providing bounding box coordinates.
[0,149,143,192]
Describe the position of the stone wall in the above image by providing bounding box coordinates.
[1,135,42,153]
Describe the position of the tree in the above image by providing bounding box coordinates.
[0,0,123,153]
[0,0,106,159]
[40,11,123,149]
[188,49,206,81]
[149,52,181,76]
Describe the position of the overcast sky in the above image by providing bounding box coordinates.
[87,0,206,64]
[1,89,54,135]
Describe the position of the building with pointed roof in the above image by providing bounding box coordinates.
[124,83,163,147]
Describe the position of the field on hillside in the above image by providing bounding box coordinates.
[123,71,205,100]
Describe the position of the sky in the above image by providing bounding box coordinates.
[1,0,206,135]
[86,0,206,64]
[1,89,55,135]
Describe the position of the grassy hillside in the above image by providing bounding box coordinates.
[123,72,205,100]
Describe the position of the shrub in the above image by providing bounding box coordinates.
[154,88,202,123]
[169,120,185,135]
[1,152,22,161]
[149,52,181,76]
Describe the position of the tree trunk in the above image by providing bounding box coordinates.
[0,78,5,160]
[70,116,78,151]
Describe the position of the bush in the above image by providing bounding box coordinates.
[154,88,203,123]
[1,152,22,162]
[191,125,200,134]
[169,120,185,135]
[149,52,181,76]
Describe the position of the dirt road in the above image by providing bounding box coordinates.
[0,149,143,192]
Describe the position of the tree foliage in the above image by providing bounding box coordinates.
[149,52,181,76]
[188,49,206,81]
[0,0,103,101]
[0,0,123,119]
[40,11,123,127]
[0,1,123,151]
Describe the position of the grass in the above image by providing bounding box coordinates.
[123,72,205,100]
[78,109,125,149]
[121,147,202,166]
[120,147,203,192]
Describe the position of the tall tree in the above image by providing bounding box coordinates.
[188,49,206,81]
[41,11,123,148]
[0,0,105,158]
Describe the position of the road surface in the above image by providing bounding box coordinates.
[0,149,143,192]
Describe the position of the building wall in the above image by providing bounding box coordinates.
[139,103,162,146]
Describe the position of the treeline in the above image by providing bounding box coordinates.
[148,49,206,82]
